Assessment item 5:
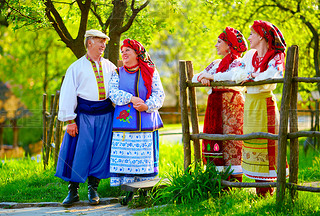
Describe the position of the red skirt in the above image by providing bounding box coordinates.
[202,88,244,175]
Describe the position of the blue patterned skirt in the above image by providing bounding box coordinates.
[110,130,159,186]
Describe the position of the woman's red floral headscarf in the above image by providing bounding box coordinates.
[251,20,286,72]
[121,39,155,99]
[210,27,247,73]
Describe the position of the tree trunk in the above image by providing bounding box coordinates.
[68,41,87,59]
[105,0,127,65]
[107,31,122,65]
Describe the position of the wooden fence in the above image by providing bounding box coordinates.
[42,90,63,170]
[179,45,320,203]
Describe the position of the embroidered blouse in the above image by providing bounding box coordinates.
[192,58,245,93]
[232,49,284,94]
[109,68,165,113]
[58,55,116,122]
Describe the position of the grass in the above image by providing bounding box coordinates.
[139,190,320,215]
[0,136,319,215]
[296,138,320,182]
[0,140,185,203]
[0,157,122,202]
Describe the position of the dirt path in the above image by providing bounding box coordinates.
[0,200,145,216]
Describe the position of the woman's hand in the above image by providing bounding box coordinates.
[201,78,211,86]
[131,96,144,106]
[240,71,257,85]
[133,102,148,112]
[240,80,248,85]
[251,72,259,78]
[67,123,78,137]
[197,72,213,82]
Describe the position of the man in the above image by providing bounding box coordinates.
[55,29,116,206]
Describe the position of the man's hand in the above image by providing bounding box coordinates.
[133,102,148,112]
[67,123,78,137]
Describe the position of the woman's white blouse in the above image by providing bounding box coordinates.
[192,58,245,93]
[232,49,284,94]
[109,68,165,113]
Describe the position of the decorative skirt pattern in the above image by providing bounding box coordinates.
[242,92,289,180]
[202,89,244,175]
[110,130,159,186]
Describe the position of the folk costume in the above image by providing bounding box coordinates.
[109,39,165,187]
[233,20,289,196]
[55,29,116,205]
[192,27,247,181]
[55,54,116,182]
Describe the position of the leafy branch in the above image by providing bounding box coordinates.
[119,0,150,33]
[4,0,42,23]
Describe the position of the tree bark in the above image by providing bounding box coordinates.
[106,0,126,64]
[44,0,90,59]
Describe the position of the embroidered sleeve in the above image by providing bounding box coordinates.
[145,69,165,113]
[231,50,256,83]
[192,59,221,83]
[57,66,78,122]
[109,70,133,105]
[213,59,244,81]
[254,53,284,81]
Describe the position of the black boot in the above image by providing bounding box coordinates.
[62,182,80,206]
[88,176,100,205]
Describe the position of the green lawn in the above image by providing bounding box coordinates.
[138,190,320,215]
[0,136,319,215]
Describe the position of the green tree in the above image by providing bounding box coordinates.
[2,0,153,64]
[0,26,75,147]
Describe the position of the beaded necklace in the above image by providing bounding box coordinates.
[124,64,139,74]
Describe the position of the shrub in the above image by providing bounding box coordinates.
[153,163,232,205]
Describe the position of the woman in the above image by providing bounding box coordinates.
[193,27,247,183]
[233,20,289,196]
[109,39,165,202]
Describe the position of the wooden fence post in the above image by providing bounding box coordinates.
[277,45,297,203]
[179,60,191,171]
[0,127,3,150]
[316,102,320,148]
[42,93,47,169]
[289,46,299,200]
[45,91,59,168]
[54,91,62,167]
[11,120,18,148]
[186,61,201,166]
